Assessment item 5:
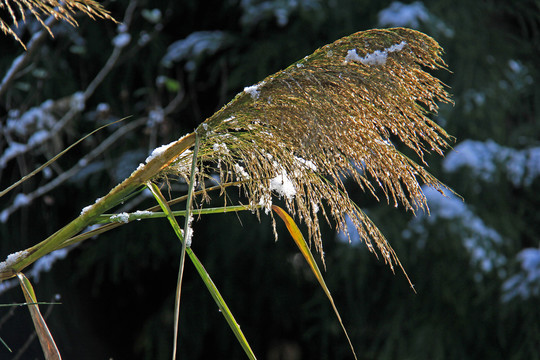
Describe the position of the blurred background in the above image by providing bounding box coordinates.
[0,0,538,359]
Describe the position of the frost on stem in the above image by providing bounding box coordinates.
[145,141,178,163]
[0,250,28,273]
[110,212,130,223]
[132,210,154,220]
[80,197,103,216]
[184,214,194,247]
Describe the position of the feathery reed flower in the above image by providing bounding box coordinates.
[166,28,453,275]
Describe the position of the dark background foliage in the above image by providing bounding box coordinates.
[0,0,539,359]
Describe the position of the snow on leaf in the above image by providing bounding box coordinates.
[0,250,28,273]
[145,141,177,163]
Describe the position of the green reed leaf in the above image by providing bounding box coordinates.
[147,182,257,360]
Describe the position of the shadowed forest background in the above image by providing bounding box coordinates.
[0,0,539,359]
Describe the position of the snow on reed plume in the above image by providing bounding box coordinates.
[163,28,453,274]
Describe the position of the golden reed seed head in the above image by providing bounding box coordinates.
[167,28,453,277]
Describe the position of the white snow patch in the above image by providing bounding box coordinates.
[132,210,154,220]
[43,166,53,179]
[185,214,194,247]
[142,8,162,24]
[213,142,229,154]
[71,92,86,111]
[162,31,228,69]
[345,41,407,66]
[147,107,164,127]
[28,130,49,146]
[257,192,273,215]
[117,23,128,33]
[294,156,317,171]
[234,164,250,180]
[145,140,177,163]
[97,103,110,113]
[508,59,523,73]
[110,212,130,223]
[0,250,28,272]
[0,210,9,223]
[244,81,265,99]
[1,143,27,168]
[80,197,103,216]
[270,170,296,200]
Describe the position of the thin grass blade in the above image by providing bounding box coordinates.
[271,205,358,360]
[186,248,258,360]
[96,205,254,224]
[146,182,186,360]
[147,184,257,359]
[0,336,12,352]
[17,273,61,360]
[0,117,130,199]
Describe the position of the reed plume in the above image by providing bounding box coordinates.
[166,27,452,275]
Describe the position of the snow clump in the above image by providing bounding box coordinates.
[145,141,177,163]
[270,170,296,200]
[345,41,407,66]
[244,81,265,99]
[0,251,28,272]
[110,212,130,223]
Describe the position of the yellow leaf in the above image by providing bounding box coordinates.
[272,205,358,360]
[17,273,61,360]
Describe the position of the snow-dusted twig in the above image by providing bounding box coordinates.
[1,118,147,223]
[85,0,138,99]
[1,94,84,168]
